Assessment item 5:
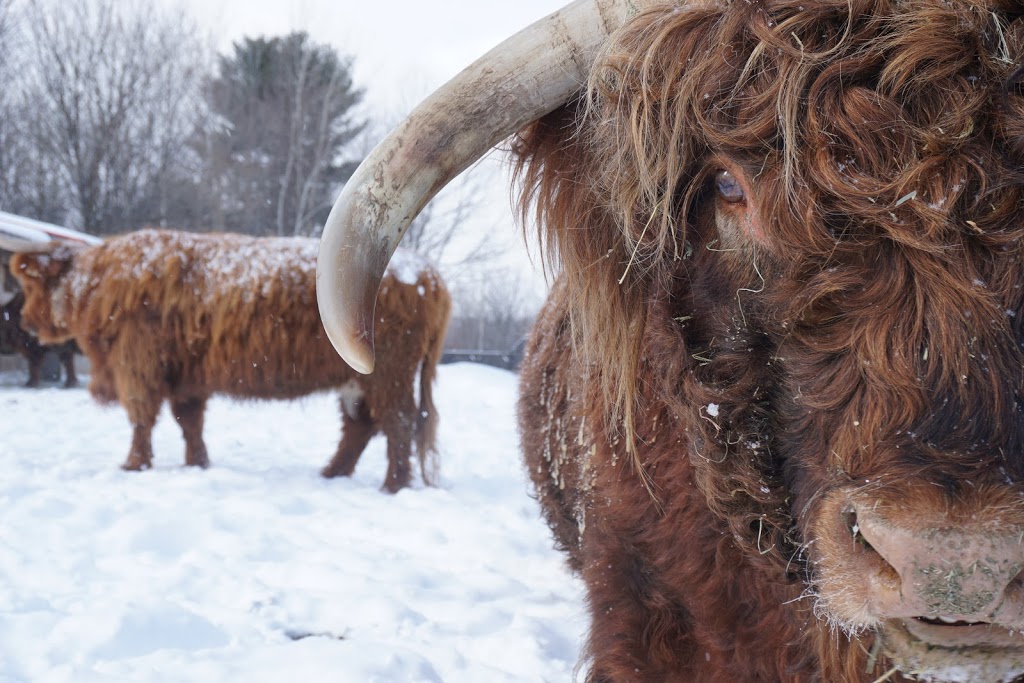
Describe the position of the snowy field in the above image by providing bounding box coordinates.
[0,363,585,683]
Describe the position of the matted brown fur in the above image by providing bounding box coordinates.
[517,0,1024,681]
[10,229,451,492]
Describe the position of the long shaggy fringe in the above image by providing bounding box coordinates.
[516,0,1024,436]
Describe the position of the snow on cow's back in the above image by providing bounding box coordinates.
[62,231,440,319]
[92,230,431,290]
[166,230,315,289]
[386,247,434,286]
[383,247,447,304]
[54,229,323,324]
[79,229,317,294]
[190,232,319,301]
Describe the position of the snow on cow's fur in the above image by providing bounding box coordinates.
[516,1,1024,681]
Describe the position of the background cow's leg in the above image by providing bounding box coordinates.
[171,395,210,468]
[379,395,416,493]
[321,395,376,479]
[122,418,157,470]
[115,360,162,471]
[24,357,41,387]
[23,345,44,388]
[87,360,119,404]
[60,347,78,388]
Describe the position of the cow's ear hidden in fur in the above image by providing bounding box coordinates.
[11,253,43,280]
[15,247,74,281]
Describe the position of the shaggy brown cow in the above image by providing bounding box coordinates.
[315,0,1024,680]
[7,229,450,492]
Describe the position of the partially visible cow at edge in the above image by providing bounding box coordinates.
[316,0,1024,680]
[6,229,451,492]
[1,254,78,387]
[1,293,78,388]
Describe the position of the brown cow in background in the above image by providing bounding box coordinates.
[1,292,78,388]
[0,253,77,388]
[9,229,450,492]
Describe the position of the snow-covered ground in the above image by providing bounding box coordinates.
[0,363,585,682]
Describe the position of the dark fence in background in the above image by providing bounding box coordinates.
[441,348,524,372]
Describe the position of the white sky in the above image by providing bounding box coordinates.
[170,0,567,300]
[176,0,567,112]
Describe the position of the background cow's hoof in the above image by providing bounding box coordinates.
[185,451,210,468]
[120,458,152,471]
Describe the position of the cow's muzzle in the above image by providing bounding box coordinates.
[816,493,1024,682]
[847,504,1024,626]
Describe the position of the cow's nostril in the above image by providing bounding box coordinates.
[844,508,901,586]
[846,511,875,552]
[1003,566,1024,601]
[1010,566,1024,588]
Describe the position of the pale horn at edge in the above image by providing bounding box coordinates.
[316,0,653,373]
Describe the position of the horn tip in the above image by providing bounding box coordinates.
[316,218,389,377]
[318,301,377,375]
[343,340,376,376]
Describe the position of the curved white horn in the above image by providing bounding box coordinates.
[0,225,54,252]
[0,210,102,252]
[317,0,651,374]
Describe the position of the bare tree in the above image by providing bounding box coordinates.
[0,0,24,210]
[22,0,207,233]
[0,0,62,220]
[402,172,506,275]
[363,106,504,275]
[444,269,539,352]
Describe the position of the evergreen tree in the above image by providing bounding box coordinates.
[196,32,365,237]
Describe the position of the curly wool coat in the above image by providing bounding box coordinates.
[517,1,1024,681]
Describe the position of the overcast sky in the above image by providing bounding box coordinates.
[168,0,568,299]
[176,0,567,114]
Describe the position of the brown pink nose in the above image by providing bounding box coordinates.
[851,507,1024,622]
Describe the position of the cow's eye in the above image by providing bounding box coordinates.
[716,170,745,203]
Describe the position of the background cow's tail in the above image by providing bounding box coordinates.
[415,321,446,487]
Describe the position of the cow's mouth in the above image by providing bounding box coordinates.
[916,616,987,626]
[900,616,1024,648]
[882,618,1024,682]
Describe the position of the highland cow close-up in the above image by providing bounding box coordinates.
[7,229,451,492]
[316,0,1024,680]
